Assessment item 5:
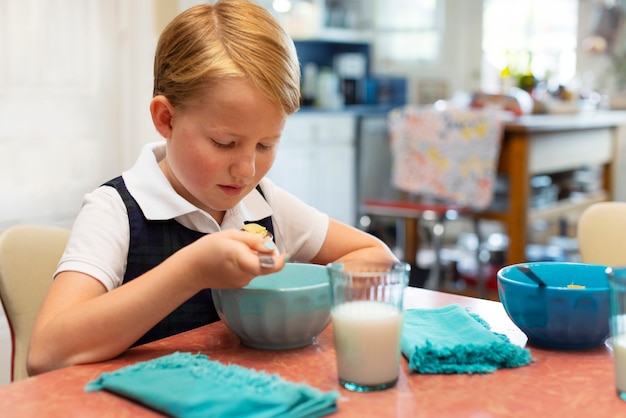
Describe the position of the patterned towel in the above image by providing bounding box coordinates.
[86,352,340,418]
[401,304,534,374]
[389,106,503,209]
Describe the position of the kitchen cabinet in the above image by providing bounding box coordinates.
[269,112,357,226]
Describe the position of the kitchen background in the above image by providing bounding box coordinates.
[1,0,621,230]
[0,0,625,383]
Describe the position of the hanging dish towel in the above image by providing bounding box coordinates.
[86,352,340,418]
[389,106,503,209]
[401,304,534,374]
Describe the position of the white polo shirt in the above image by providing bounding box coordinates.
[56,142,329,291]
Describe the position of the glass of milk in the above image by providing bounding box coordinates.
[607,266,626,401]
[327,259,410,392]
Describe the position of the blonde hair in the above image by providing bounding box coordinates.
[153,0,301,115]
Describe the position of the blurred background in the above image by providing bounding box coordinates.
[1,0,625,229]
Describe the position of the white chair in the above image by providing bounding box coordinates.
[577,201,626,266]
[0,224,70,381]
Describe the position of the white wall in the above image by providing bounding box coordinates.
[116,1,166,175]
[0,0,162,230]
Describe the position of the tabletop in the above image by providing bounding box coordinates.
[503,110,626,133]
[0,287,623,417]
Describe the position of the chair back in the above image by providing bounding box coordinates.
[0,224,70,381]
[389,105,504,210]
[577,202,626,266]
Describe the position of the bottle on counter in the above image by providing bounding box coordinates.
[316,67,343,109]
[518,53,537,95]
[500,64,515,93]
[301,62,318,107]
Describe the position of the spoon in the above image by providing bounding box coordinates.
[516,265,547,287]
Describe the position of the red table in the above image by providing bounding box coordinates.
[0,287,623,417]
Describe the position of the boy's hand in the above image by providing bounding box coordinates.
[180,229,288,290]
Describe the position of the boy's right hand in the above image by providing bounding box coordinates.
[176,229,288,291]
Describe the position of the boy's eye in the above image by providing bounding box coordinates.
[212,138,234,149]
[211,137,277,151]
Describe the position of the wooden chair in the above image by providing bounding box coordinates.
[577,201,626,266]
[0,224,70,381]
[361,105,504,297]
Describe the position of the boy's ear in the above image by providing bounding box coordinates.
[150,95,174,139]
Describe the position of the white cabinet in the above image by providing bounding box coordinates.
[269,113,357,226]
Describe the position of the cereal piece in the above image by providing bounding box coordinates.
[567,284,586,289]
[241,223,270,238]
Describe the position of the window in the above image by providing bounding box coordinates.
[481,0,579,94]
[373,0,443,64]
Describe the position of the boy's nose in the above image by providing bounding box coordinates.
[231,153,255,178]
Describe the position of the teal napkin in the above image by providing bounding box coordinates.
[86,352,340,418]
[401,304,534,374]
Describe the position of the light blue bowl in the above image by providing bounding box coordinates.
[212,263,331,350]
[497,262,610,350]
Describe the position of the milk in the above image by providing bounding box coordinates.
[332,300,403,387]
[613,334,626,394]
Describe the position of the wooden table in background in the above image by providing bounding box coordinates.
[480,110,626,265]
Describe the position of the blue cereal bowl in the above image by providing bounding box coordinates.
[212,263,331,350]
[497,262,610,350]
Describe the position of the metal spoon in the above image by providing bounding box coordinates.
[516,265,547,287]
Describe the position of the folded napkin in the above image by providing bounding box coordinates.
[86,352,340,418]
[401,304,534,374]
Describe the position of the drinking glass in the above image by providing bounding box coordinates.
[327,259,410,392]
[607,266,626,401]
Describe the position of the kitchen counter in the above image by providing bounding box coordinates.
[297,103,399,117]
[504,110,626,132]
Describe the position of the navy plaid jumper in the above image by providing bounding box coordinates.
[103,176,274,346]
